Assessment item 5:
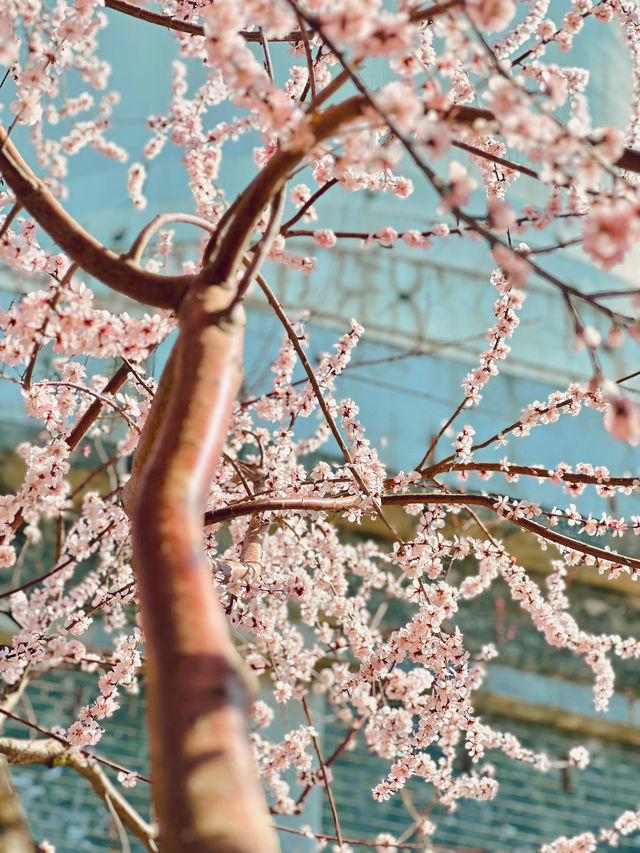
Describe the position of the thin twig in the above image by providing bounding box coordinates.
[0,710,150,783]
[0,523,115,600]
[424,460,640,488]
[273,823,449,849]
[66,365,132,450]
[295,9,317,100]
[416,399,467,471]
[124,213,216,264]
[281,178,338,232]
[45,381,141,434]
[228,188,287,313]
[0,201,22,242]
[301,697,342,846]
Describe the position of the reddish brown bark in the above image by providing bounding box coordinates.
[0,125,190,309]
[204,493,640,574]
[132,285,278,852]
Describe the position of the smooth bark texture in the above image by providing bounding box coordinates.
[121,347,176,516]
[131,284,277,852]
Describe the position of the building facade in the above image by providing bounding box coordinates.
[1,5,639,851]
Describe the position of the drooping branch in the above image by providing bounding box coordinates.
[0,738,157,852]
[0,126,191,309]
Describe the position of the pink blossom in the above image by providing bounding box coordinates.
[437,162,478,213]
[572,325,602,351]
[0,545,16,568]
[488,198,517,232]
[117,771,138,789]
[467,0,517,32]
[313,229,337,248]
[126,163,147,210]
[290,183,311,208]
[491,244,532,288]
[603,398,640,445]
[582,199,640,270]
[373,82,421,132]
[376,227,398,247]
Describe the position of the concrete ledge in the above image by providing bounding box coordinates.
[476,664,640,746]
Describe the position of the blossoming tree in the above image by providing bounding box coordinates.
[1,0,640,851]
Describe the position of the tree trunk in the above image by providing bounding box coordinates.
[132,286,278,853]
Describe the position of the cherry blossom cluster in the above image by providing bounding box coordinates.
[462,270,523,404]
[2,0,640,849]
[540,803,640,852]
[66,629,141,749]
[0,277,174,366]
[0,280,636,847]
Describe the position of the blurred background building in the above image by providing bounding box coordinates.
[1,5,639,851]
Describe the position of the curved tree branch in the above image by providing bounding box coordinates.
[0,126,191,309]
[125,213,216,265]
[199,96,367,280]
[104,0,308,41]
[0,738,157,852]
[132,290,278,852]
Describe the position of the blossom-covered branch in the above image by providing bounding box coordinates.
[2,0,640,850]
